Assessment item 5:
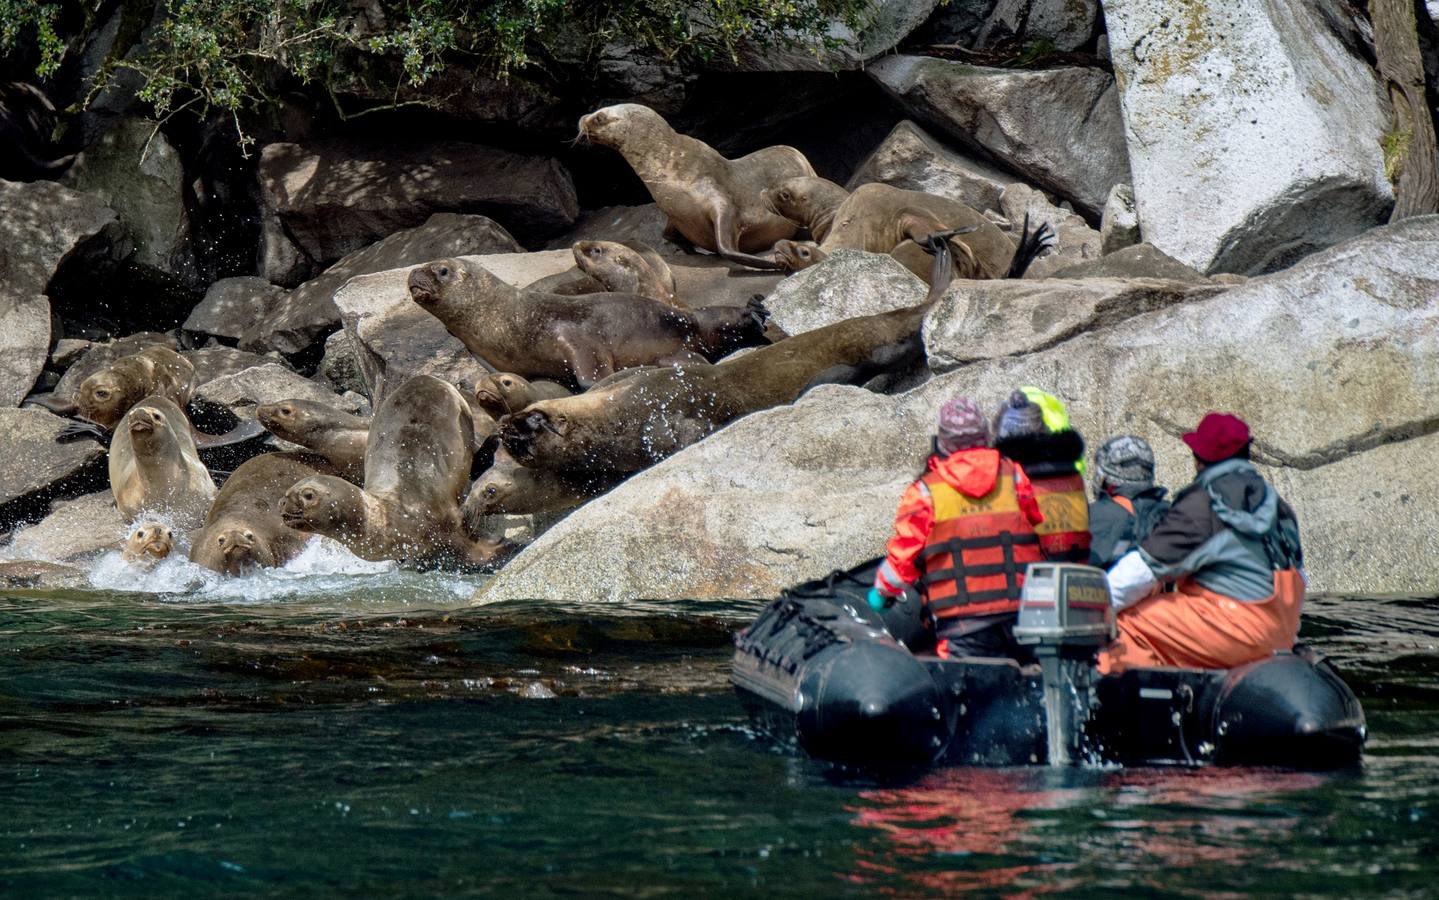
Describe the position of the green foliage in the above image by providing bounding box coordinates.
[0,0,873,149]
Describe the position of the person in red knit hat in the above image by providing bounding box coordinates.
[1098,412,1307,672]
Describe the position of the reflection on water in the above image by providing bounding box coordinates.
[0,577,1435,895]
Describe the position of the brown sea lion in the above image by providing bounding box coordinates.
[572,240,680,308]
[74,346,196,431]
[472,373,573,420]
[578,104,813,269]
[109,396,217,530]
[499,237,965,475]
[122,521,175,566]
[257,399,371,483]
[408,258,769,389]
[278,375,510,570]
[461,448,618,532]
[189,452,332,576]
[763,178,1022,281]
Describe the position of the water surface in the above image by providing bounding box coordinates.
[2,562,1436,897]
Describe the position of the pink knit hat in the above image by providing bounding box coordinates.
[936,396,992,455]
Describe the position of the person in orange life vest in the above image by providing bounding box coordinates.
[1098,413,1306,673]
[869,395,1046,661]
[991,390,1091,563]
[1088,435,1170,570]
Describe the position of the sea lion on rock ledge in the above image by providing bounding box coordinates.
[109,396,216,530]
[189,452,331,576]
[279,375,511,570]
[257,399,371,483]
[572,240,680,307]
[74,346,195,432]
[578,104,813,269]
[472,373,573,420]
[500,239,963,475]
[408,258,770,389]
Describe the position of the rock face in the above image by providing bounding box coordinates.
[1101,0,1393,274]
[479,217,1439,601]
[716,1,943,71]
[1051,243,1208,283]
[0,179,123,406]
[0,409,106,528]
[196,364,367,418]
[977,0,1101,52]
[244,213,522,357]
[60,117,193,280]
[476,385,933,602]
[765,250,927,336]
[846,120,1011,213]
[184,347,287,385]
[183,277,288,344]
[258,140,578,276]
[1100,183,1141,254]
[546,204,671,253]
[1,491,126,562]
[869,55,1131,217]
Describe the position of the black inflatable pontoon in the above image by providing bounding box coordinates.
[731,558,1366,770]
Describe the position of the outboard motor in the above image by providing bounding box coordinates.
[1013,563,1114,766]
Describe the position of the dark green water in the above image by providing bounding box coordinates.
[2,575,1436,897]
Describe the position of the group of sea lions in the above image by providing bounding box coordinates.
[45,103,1052,578]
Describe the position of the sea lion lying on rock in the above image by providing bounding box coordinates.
[279,375,510,570]
[573,240,680,307]
[408,258,770,389]
[764,179,1034,281]
[109,397,217,530]
[189,452,332,576]
[72,346,195,431]
[472,373,573,420]
[257,399,371,483]
[122,521,175,566]
[501,237,960,474]
[578,103,813,269]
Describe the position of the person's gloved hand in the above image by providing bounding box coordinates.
[867,587,892,611]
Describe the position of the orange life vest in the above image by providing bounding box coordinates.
[917,459,1045,619]
[1030,472,1091,562]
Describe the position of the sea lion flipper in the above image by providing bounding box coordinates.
[192,418,265,449]
[712,203,785,271]
[26,394,78,417]
[56,419,109,445]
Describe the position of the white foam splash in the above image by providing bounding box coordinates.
[84,535,476,605]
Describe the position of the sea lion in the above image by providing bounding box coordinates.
[108,396,217,530]
[462,447,618,531]
[578,104,813,269]
[278,375,510,570]
[189,452,331,576]
[122,521,175,566]
[499,236,965,475]
[472,373,573,420]
[763,179,1028,281]
[572,240,680,307]
[408,258,770,389]
[257,399,371,483]
[73,346,196,431]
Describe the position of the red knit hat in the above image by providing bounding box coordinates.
[1182,412,1251,462]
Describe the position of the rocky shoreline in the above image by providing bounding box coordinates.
[1,0,1435,598]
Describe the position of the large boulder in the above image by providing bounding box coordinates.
[712,2,943,71]
[239,213,522,357]
[1,490,126,562]
[184,347,288,385]
[183,277,288,345]
[1101,0,1393,274]
[332,251,575,401]
[476,385,932,602]
[0,179,124,406]
[976,0,1101,52]
[0,409,107,529]
[59,117,193,281]
[1051,243,1209,283]
[258,140,578,279]
[845,120,1011,213]
[196,364,366,419]
[545,204,671,253]
[764,250,927,336]
[1100,182,1141,254]
[869,55,1131,218]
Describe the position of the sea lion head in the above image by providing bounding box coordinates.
[772,239,824,272]
[577,103,666,149]
[256,399,326,444]
[280,475,362,537]
[406,257,467,310]
[122,521,174,565]
[473,373,533,419]
[499,404,580,469]
[462,470,512,532]
[77,370,139,430]
[572,240,644,292]
[192,521,277,576]
[686,296,772,359]
[126,403,165,437]
[761,176,847,227]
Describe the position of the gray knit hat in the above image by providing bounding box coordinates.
[1094,434,1156,493]
[994,390,1046,441]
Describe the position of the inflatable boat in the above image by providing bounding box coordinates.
[731,559,1366,770]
